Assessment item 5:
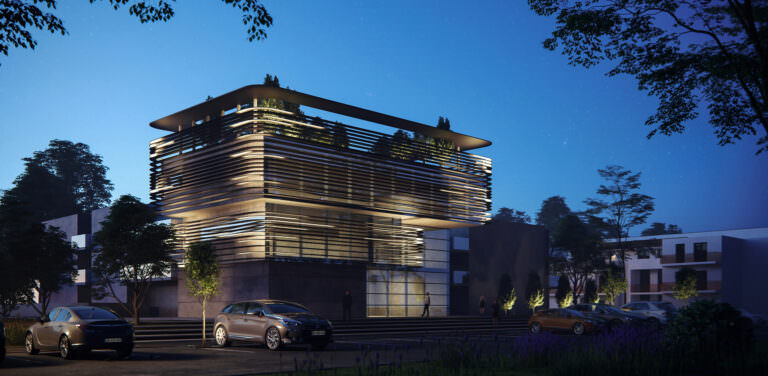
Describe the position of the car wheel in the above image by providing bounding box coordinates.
[25,333,39,355]
[530,322,542,334]
[59,335,74,359]
[215,326,231,347]
[647,317,660,329]
[116,345,133,359]
[265,327,282,351]
[572,322,585,335]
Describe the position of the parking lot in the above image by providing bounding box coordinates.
[1,332,529,376]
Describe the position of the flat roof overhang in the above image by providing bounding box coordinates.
[149,85,491,151]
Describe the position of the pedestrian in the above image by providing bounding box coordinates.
[492,299,500,325]
[342,290,352,321]
[479,295,486,315]
[421,292,431,319]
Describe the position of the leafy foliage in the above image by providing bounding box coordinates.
[185,241,220,346]
[555,275,572,307]
[585,165,655,265]
[1,1,272,63]
[535,196,571,235]
[92,195,175,324]
[600,271,627,306]
[24,140,113,214]
[665,299,755,374]
[641,222,683,236]
[673,267,699,304]
[502,288,517,313]
[527,289,545,313]
[551,215,605,303]
[491,207,532,224]
[529,0,768,154]
[1,161,75,222]
[584,278,599,304]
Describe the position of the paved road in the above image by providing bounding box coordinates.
[0,332,529,376]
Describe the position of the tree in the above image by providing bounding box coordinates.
[555,275,573,308]
[641,222,684,236]
[491,207,532,224]
[497,273,513,309]
[502,288,518,316]
[0,183,76,318]
[390,130,414,160]
[535,196,572,235]
[584,165,655,265]
[584,278,599,304]
[2,161,76,222]
[674,268,699,305]
[2,1,273,63]
[529,1,768,154]
[25,140,113,214]
[551,215,606,303]
[92,195,175,324]
[332,123,349,149]
[525,271,544,313]
[185,242,220,346]
[600,271,627,306]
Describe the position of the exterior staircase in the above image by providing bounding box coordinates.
[133,316,530,344]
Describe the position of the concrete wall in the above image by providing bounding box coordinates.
[738,237,768,317]
[268,261,366,320]
[468,222,549,316]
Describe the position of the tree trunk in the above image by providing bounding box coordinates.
[202,298,207,347]
[133,296,140,325]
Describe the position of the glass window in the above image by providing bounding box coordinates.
[452,271,469,285]
[222,304,234,313]
[694,243,707,262]
[71,307,119,320]
[53,309,68,322]
[696,270,707,290]
[230,303,247,314]
[246,303,264,315]
[61,311,72,322]
[675,244,685,263]
[266,303,309,314]
[48,309,60,322]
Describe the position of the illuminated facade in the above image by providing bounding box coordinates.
[149,85,492,318]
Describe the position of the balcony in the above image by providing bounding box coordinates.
[660,252,721,266]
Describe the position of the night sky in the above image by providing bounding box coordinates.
[1,1,766,235]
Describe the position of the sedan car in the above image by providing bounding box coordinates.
[621,301,676,325]
[25,306,134,359]
[570,303,649,328]
[528,308,604,335]
[214,300,333,351]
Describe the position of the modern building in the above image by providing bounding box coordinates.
[147,85,493,319]
[621,227,768,316]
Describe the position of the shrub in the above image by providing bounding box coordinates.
[2,319,29,346]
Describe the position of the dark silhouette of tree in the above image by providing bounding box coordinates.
[535,196,572,235]
[555,275,572,307]
[491,207,532,224]
[390,130,413,160]
[584,165,655,266]
[584,278,599,304]
[551,215,606,303]
[92,195,175,324]
[2,162,76,222]
[25,140,113,214]
[2,1,272,64]
[529,1,768,154]
[497,273,513,304]
[641,222,683,236]
[331,123,349,149]
[525,271,544,312]
[371,135,391,157]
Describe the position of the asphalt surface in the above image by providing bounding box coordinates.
[0,332,529,376]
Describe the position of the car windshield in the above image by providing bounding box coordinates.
[601,305,625,314]
[266,303,309,314]
[72,307,119,320]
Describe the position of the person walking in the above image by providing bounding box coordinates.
[491,299,500,325]
[479,295,486,314]
[421,292,431,319]
[342,290,352,321]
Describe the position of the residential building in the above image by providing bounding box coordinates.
[619,227,768,316]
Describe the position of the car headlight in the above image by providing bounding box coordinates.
[279,318,301,327]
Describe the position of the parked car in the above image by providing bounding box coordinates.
[621,301,677,325]
[1,321,5,364]
[737,309,767,327]
[528,308,604,335]
[214,300,333,351]
[25,306,134,359]
[570,303,649,328]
